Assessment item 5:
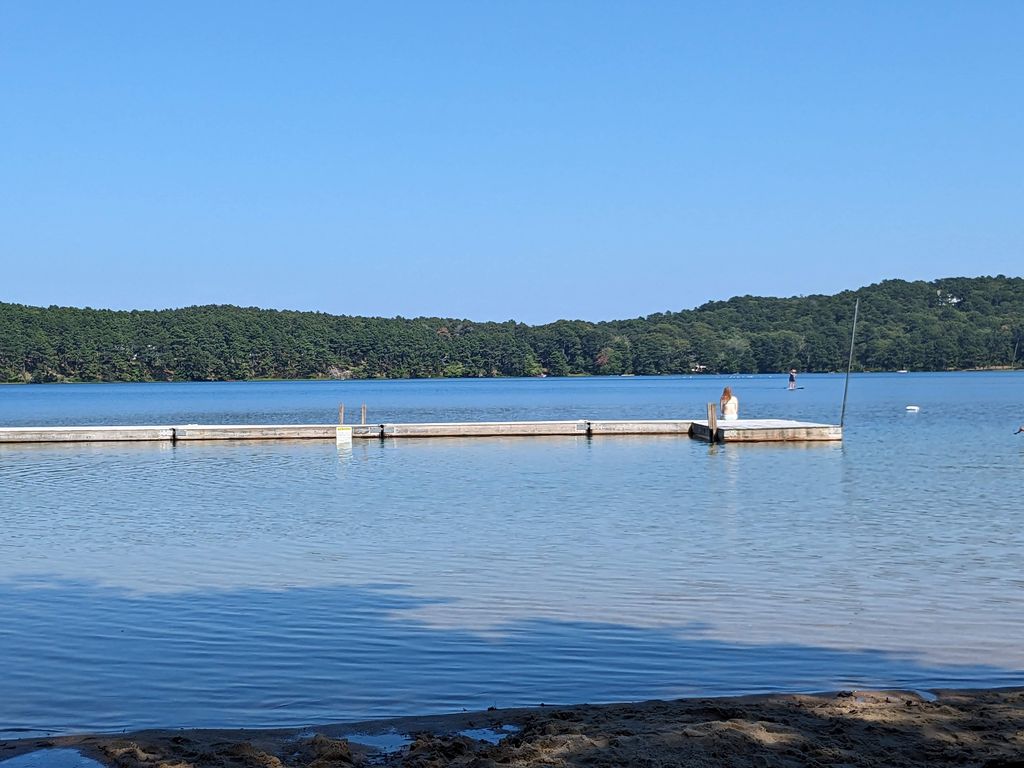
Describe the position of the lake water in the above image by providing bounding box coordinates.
[2,373,1023,737]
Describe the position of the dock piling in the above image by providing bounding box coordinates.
[706,402,718,443]
[840,297,859,429]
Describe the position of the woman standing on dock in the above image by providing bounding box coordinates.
[720,386,739,421]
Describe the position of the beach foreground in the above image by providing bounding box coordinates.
[4,689,1023,768]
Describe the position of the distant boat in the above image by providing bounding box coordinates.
[906,405,920,412]
[897,369,909,374]
[620,373,635,377]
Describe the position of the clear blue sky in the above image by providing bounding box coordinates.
[2,2,1021,324]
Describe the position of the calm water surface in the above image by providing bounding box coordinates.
[1,374,1023,736]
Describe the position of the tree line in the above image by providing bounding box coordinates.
[1,276,1022,383]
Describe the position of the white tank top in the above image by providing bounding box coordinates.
[723,396,739,420]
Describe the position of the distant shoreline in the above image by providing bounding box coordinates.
[5,276,1023,383]
[1,367,1021,385]
[3,688,1022,767]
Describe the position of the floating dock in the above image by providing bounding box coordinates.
[0,425,177,443]
[0,418,840,444]
[689,418,842,443]
[0,420,693,443]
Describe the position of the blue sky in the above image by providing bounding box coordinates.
[1,2,1021,324]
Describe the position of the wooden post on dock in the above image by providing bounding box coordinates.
[706,402,718,443]
[361,404,367,425]
[338,404,345,425]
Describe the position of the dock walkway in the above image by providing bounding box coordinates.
[0,418,840,444]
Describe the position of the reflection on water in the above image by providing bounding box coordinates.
[1,373,1023,735]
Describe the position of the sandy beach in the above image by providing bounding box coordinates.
[4,688,1023,768]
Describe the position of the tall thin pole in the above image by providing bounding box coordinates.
[840,297,860,429]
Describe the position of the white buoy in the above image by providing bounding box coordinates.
[905,405,920,412]
[336,425,353,445]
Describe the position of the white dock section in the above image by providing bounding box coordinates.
[689,418,842,443]
[379,420,694,438]
[589,419,694,435]
[0,425,175,443]
[0,420,696,444]
[173,424,337,441]
[381,420,587,438]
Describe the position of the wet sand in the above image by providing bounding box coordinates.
[3,688,1023,768]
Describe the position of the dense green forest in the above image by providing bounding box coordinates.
[1,276,1022,383]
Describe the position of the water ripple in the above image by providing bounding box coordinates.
[2,374,1023,734]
